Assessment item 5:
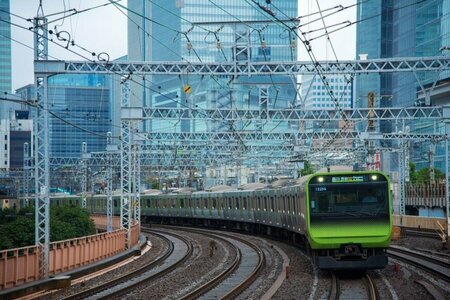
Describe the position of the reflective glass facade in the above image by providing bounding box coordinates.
[0,0,12,120]
[355,0,450,172]
[128,0,298,139]
[47,74,111,157]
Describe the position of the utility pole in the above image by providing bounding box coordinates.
[106,132,116,232]
[399,126,410,218]
[34,13,50,279]
[23,142,31,207]
[81,142,88,209]
[429,144,435,183]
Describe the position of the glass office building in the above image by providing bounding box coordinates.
[45,74,111,157]
[17,76,112,158]
[128,0,298,139]
[355,0,450,172]
[0,0,13,120]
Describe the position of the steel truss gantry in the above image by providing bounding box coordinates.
[34,55,450,277]
[34,16,50,280]
[142,106,444,121]
[142,131,445,142]
[80,142,89,209]
[106,132,116,232]
[22,142,32,207]
[35,56,450,76]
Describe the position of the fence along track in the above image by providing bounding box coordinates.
[62,230,192,299]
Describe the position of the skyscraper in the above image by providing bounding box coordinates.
[17,75,113,158]
[355,0,450,172]
[0,0,13,120]
[127,0,298,150]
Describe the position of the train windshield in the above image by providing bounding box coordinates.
[308,182,389,221]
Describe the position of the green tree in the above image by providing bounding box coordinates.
[409,163,444,184]
[0,205,96,250]
[298,161,315,177]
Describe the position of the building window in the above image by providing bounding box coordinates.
[4,144,6,150]
[4,135,6,140]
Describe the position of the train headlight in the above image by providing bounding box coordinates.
[371,175,378,181]
[317,177,324,183]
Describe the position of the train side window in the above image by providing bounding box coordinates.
[114,199,117,207]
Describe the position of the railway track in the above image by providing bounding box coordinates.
[62,230,193,299]
[328,272,377,300]
[154,226,265,299]
[404,229,441,240]
[388,245,450,281]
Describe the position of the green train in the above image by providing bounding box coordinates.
[51,170,392,270]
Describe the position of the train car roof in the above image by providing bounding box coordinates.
[205,185,236,192]
[316,165,353,173]
[171,187,196,194]
[269,179,292,188]
[141,189,163,195]
[237,182,266,191]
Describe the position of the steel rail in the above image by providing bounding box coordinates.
[153,225,266,299]
[62,230,191,299]
[388,246,450,281]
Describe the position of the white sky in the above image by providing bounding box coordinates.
[9,0,356,91]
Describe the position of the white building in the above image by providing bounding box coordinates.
[0,110,33,171]
[300,75,353,132]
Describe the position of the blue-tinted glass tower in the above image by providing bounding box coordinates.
[128,0,298,138]
[46,74,111,157]
[356,0,450,172]
[0,0,13,119]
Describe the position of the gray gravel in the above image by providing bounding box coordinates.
[119,228,236,299]
[224,234,284,300]
[270,241,315,300]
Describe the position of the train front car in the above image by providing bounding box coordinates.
[306,172,392,270]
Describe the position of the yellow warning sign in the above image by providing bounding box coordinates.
[184,84,192,94]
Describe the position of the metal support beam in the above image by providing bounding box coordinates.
[133,133,142,228]
[106,132,115,232]
[35,56,450,76]
[81,142,88,209]
[120,81,132,246]
[34,16,49,280]
[23,142,31,207]
[143,106,444,122]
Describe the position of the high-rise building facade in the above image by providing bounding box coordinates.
[18,75,113,158]
[127,0,298,177]
[301,74,352,132]
[0,0,13,120]
[355,0,450,172]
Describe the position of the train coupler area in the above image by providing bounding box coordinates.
[313,247,388,270]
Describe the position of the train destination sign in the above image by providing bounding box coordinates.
[331,176,364,183]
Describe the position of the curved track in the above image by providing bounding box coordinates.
[155,226,265,300]
[388,245,450,281]
[328,273,377,300]
[62,230,193,299]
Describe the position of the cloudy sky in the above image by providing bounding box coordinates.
[9,0,356,90]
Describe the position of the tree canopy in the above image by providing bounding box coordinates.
[409,163,445,184]
[0,205,95,250]
[299,160,315,177]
